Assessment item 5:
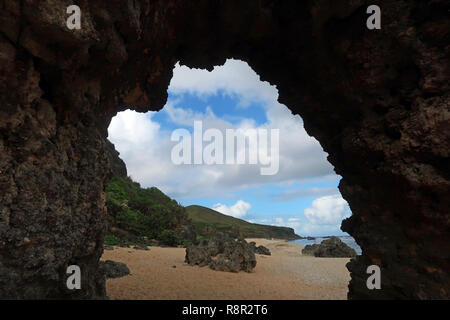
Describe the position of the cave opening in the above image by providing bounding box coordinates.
[103,59,361,299]
[2,1,448,301]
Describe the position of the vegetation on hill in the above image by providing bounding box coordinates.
[105,177,196,246]
[186,205,301,240]
[104,141,301,245]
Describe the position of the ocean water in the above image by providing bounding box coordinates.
[290,236,362,255]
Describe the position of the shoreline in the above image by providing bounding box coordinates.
[101,238,351,300]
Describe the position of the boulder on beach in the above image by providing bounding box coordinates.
[301,244,320,256]
[100,260,131,278]
[302,237,357,258]
[249,242,271,255]
[185,235,256,272]
[133,243,150,251]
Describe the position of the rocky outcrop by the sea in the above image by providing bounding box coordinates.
[185,235,256,272]
[99,260,131,279]
[133,243,150,251]
[302,237,357,258]
[249,242,271,256]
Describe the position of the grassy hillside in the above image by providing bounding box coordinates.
[186,205,301,240]
[105,177,196,246]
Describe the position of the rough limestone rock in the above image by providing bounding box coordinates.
[302,244,320,256]
[105,139,127,179]
[99,260,130,279]
[302,237,357,258]
[0,1,448,299]
[185,236,256,273]
[185,237,226,267]
[132,244,149,251]
[249,242,271,256]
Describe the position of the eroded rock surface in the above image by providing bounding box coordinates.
[99,260,130,279]
[249,241,271,256]
[105,139,127,179]
[0,1,448,299]
[185,236,256,273]
[302,237,357,258]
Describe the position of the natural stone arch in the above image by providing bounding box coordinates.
[0,1,448,299]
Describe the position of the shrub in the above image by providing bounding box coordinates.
[182,240,194,248]
[159,229,179,247]
[104,235,119,245]
[105,177,195,244]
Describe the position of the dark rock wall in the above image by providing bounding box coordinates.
[105,139,127,179]
[0,0,448,299]
[0,44,109,298]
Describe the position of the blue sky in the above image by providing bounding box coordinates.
[108,60,351,236]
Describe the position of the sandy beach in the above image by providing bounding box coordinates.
[101,239,351,300]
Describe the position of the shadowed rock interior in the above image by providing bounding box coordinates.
[0,0,448,299]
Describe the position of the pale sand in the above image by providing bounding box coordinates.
[101,238,351,300]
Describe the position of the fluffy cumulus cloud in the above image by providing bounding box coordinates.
[108,60,336,199]
[247,196,351,236]
[300,195,351,235]
[249,216,302,232]
[169,61,278,107]
[275,217,302,229]
[212,200,251,218]
[304,195,350,225]
[108,109,161,155]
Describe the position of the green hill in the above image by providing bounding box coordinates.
[186,205,301,240]
[104,139,300,244]
[105,177,196,246]
[104,141,197,247]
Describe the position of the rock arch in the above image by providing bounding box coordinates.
[0,1,448,299]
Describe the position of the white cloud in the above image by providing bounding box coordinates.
[108,109,160,149]
[274,217,284,225]
[250,216,302,232]
[170,60,278,107]
[279,217,301,229]
[241,196,351,237]
[304,195,350,225]
[298,195,351,236]
[108,59,336,199]
[213,200,251,218]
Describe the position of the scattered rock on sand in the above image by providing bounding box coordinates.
[302,237,356,258]
[100,260,131,278]
[148,239,160,246]
[255,246,271,255]
[249,242,271,255]
[133,244,149,251]
[185,235,256,272]
[302,244,320,256]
